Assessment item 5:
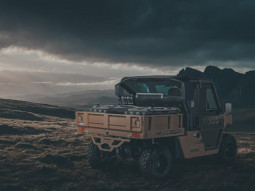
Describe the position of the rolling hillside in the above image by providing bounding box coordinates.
[8,89,118,109]
[0,98,75,120]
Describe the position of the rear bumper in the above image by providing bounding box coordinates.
[90,135,130,152]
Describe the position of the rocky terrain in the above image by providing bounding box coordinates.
[0,99,255,191]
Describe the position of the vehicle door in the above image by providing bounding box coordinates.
[198,82,224,150]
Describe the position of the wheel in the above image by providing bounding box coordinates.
[219,134,237,163]
[139,145,173,178]
[87,140,117,168]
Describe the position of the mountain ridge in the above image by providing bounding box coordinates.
[178,66,255,109]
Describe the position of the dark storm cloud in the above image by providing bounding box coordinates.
[0,0,255,67]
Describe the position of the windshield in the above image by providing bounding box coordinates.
[124,78,182,96]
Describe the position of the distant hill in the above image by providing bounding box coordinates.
[10,89,118,110]
[0,99,75,120]
[178,66,255,109]
[6,66,255,110]
[0,93,254,129]
[232,108,255,128]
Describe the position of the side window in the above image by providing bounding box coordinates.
[155,85,170,95]
[155,85,181,96]
[137,83,150,93]
[206,88,217,110]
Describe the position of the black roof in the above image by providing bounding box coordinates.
[120,75,213,83]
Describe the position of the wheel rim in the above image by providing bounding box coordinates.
[155,154,168,174]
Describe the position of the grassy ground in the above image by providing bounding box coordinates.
[0,116,254,191]
[0,100,254,191]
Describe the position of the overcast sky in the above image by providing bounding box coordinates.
[0,0,255,97]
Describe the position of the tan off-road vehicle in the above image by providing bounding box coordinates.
[76,76,237,178]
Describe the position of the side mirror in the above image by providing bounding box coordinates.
[225,103,232,113]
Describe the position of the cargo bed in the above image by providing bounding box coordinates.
[76,111,184,140]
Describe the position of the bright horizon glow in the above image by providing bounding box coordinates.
[0,46,253,97]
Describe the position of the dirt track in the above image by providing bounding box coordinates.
[0,117,255,191]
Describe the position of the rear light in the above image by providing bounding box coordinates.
[132,132,140,138]
[79,127,86,132]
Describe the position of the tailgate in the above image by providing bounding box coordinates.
[76,111,184,139]
[76,111,143,138]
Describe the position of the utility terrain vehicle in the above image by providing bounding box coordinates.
[76,76,237,178]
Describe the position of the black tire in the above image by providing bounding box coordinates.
[219,134,237,163]
[87,141,117,168]
[139,145,173,178]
